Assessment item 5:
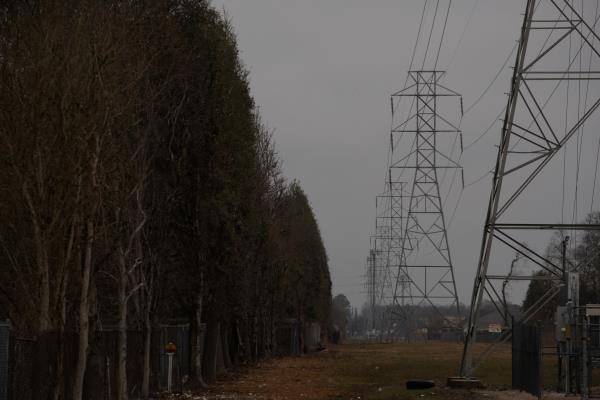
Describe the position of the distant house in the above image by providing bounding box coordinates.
[476,304,523,330]
[472,304,523,342]
[443,315,465,328]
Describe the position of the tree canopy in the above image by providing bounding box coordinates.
[0,1,331,398]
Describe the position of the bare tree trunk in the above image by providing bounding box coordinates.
[202,313,220,384]
[73,219,93,400]
[53,270,70,400]
[117,251,129,400]
[216,333,225,374]
[194,293,208,387]
[141,250,154,398]
[270,291,276,355]
[22,180,51,335]
[54,214,77,400]
[243,318,252,362]
[220,323,232,369]
[251,314,258,360]
[141,312,151,399]
[38,257,50,332]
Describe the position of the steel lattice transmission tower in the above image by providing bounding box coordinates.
[383,181,410,311]
[390,70,463,330]
[367,181,408,333]
[461,0,600,377]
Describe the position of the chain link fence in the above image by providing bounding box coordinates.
[1,322,191,400]
[512,321,542,397]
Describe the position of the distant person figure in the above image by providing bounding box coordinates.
[330,325,341,344]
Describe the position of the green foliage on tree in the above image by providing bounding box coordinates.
[331,294,352,334]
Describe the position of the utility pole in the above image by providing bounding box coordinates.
[561,236,570,303]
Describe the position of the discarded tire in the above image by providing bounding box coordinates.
[406,379,435,390]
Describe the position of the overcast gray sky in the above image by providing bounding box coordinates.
[210,0,600,309]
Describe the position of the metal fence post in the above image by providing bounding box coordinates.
[582,316,589,400]
[0,321,11,400]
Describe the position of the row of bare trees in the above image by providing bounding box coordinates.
[0,1,331,399]
[523,211,600,320]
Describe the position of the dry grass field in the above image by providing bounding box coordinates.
[199,341,537,400]
[171,341,600,399]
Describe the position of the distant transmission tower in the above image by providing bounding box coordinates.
[365,0,462,339]
[389,70,463,333]
[366,249,376,330]
[461,0,600,377]
[366,181,407,335]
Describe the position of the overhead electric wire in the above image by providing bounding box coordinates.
[463,43,517,115]
[465,169,493,188]
[441,0,572,249]
[437,1,546,215]
[421,0,440,69]
[435,3,523,224]
[562,7,574,226]
[434,0,452,70]
[571,0,597,253]
[382,0,428,193]
[405,0,455,217]
[387,0,460,270]
[592,134,600,213]
[572,4,584,252]
[388,0,430,185]
[393,0,452,191]
[446,0,480,70]
[449,0,548,171]
[383,0,431,216]
[373,1,431,312]
[409,0,429,74]
[585,0,599,215]
[464,107,505,151]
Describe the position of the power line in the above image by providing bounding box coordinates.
[381,1,429,194]
[421,0,440,69]
[464,107,505,151]
[434,0,452,70]
[463,43,517,115]
[586,0,599,215]
[446,0,480,70]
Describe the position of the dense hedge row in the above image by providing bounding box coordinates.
[0,1,331,398]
